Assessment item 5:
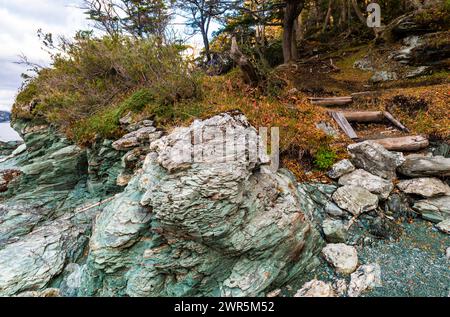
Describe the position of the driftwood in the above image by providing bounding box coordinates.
[309,96,353,106]
[342,111,384,122]
[372,135,429,152]
[230,36,260,87]
[330,111,358,139]
[383,111,409,132]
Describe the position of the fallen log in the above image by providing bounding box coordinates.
[342,111,385,122]
[309,97,353,106]
[330,111,358,139]
[383,111,409,132]
[371,135,429,151]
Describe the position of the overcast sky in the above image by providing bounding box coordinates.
[0,0,91,112]
[0,0,212,113]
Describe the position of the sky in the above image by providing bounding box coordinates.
[0,0,212,113]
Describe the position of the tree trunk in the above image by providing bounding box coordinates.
[283,0,305,63]
[351,0,367,25]
[322,0,334,33]
[230,37,260,87]
[201,27,211,62]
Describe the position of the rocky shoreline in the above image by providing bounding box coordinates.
[0,112,449,297]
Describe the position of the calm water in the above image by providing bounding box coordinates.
[0,122,22,142]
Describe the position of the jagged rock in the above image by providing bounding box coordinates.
[0,217,88,296]
[322,219,348,243]
[328,159,355,179]
[294,280,336,297]
[398,155,450,177]
[12,144,27,156]
[80,113,324,297]
[339,169,394,199]
[116,172,133,187]
[348,264,382,297]
[322,243,358,274]
[405,66,432,78]
[348,141,405,179]
[316,122,338,137]
[413,196,450,223]
[397,178,450,198]
[354,57,374,71]
[332,185,379,216]
[16,288,61,297]
[119,112,133,125]
[436,219,450,234]
[112,127,162,151]
[446,247,450,260]
[370,71,398,83]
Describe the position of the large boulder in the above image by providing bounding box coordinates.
[327,159,355,179]
[397,178,450,198]
[347,141,405,180]
[339,169,394,200]
[332,185,379,216]
[80,113,324,297]
[398,155,450,177]
[412,196,450,223]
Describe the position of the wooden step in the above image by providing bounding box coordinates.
[330,111,358,139]
[371,136,429,152]
[309,96,353,107]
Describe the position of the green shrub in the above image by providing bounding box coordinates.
[314,147,338,170]
[13,34,203,144]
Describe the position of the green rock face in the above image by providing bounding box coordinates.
[1,115,324,297]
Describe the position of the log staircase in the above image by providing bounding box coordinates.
[309,94,429,152]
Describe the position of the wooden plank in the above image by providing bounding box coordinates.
[342,111,385,122]
[330,111,358,139]
[383,111,410,132]
[371,135,429,151]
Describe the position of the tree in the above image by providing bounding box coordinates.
[83,0,172,39]
[175,0,228,62]
[282,0,305,63]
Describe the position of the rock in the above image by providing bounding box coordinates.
[446,248,450,260]
[332,185,379,216]
[16,288,61,297]
[333,279,348,297]
[316,122,338,137]
[436,219,450,234]
[348,141,405,179]
[348,264,382,297]
[353,57,374,71]
[322,243,358,274]
[397,178,450,198]
[370,71,398,83]
[12,144,27,156]
[325,202,346,218]
[405,66,432,78]
[322,219,348,243]
[327,159,355,179]
[0,169,21,192]
[112,127,162,151]
[294,280,336,297]
[119,112,133,125]
[413,196,450,223]
[339,169,394,199]
[116,172,133,187]
[266,289,281,297]
[80,113,324,297]
[398,155,450,177]
[384,192,414,219]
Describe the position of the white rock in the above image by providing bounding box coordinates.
[348,264,382,297]
[339,169,394,199]
[332,185,379,216]
[266,289,281,297]
[446,247,450,260]
[413,196,450,223]
[398,155,450,177]
[436,219,450,234]
[348,141,405,179]
[333,279,348,297]
[328,159,355,179]
[294,280,336,297]
[12,144,27,156]
[322,243,358,274]
[397,178,450,198]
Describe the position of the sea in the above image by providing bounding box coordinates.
[0,122,22,142]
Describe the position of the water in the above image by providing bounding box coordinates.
[0,122,22,142]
